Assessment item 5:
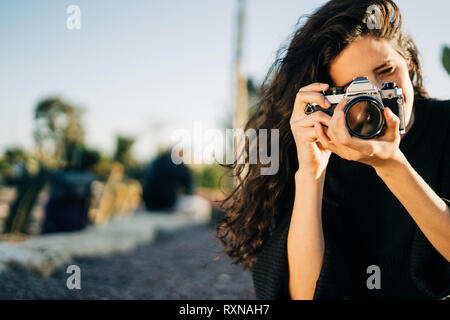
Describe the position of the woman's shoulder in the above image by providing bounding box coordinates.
[416,98,450,119]
[414,98,450,138]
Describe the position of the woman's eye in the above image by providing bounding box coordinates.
[379,67,394,75]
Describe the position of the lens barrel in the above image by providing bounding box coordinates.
[344,96,385,139]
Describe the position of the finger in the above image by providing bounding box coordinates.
[381,107,400,140]
[299,82,329,92]
[291,109,332,128]
[314,122,336,152]
[335,104,352,144]
[291,91,332,122]
[334,113,374,155]
[292,83,330,121]
[334,97,347,114]
[328,97,349,142]
[294,126,320,142]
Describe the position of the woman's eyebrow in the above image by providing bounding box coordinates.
[373,59,393,72]
[338,59,394,88]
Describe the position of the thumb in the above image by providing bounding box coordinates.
[383,107,400,139]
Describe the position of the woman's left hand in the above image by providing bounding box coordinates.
[314,97,403,169]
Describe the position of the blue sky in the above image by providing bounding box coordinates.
[1,0,449,161]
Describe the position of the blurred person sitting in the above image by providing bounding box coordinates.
[41,149,97,233]
[142,149,211,221]
[142,149,193,211]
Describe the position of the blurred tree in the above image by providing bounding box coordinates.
[113,135,144,179]
[2,168,49,235]
[247,77,262,116]
[217,77,262,191]
[0,147,46,235]
[34,97,84,169]
[221,77,262,135]
[114,135,135,166]
[0,148,46,236]
[442,45,450,76]
[79,147,101,171]
[192,164,230,191]
[91,155,116,181]
[0,147,28,185]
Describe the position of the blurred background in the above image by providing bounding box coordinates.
[0,0,449,299]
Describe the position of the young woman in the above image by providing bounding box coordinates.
[217,0,450,300]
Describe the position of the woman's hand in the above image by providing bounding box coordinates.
[290,82,337,178]
[314,95,403,169]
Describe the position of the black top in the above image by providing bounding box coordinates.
[252,98,450,300]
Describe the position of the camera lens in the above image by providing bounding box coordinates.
[345,98,384,138]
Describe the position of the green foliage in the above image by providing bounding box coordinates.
[192,164,231,191]
[3,169,49,234]
[79,147,101,171]
[442,45,450,76]
[91,156,116,181]
[247,77,262,116]
[113,135,140,178]
[0,147,29,185]
[114,135,135,165]
[34,96,85,169]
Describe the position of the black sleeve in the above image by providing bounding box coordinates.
[312,197,350,300]
[409,120,450,300]
[409,222,450,300]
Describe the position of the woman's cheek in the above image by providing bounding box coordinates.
[396,77,415,130]
[402,78,414,110]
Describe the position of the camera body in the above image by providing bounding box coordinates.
[305,76,406,139]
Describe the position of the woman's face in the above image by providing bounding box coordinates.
[329,36,415,136]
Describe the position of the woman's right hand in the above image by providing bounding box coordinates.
[289,82,341,178]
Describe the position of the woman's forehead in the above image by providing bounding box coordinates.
[329,36,400,85]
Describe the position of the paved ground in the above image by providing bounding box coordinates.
[0,222,256,300]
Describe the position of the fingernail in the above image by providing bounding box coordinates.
[321,83,329,89]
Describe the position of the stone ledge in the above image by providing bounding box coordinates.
[0,210,210,277]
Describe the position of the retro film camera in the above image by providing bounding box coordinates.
[304,76,406,139]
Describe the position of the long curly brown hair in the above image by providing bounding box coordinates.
[216,0,429,270]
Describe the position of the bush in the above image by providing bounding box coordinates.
[191,163,231,192]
